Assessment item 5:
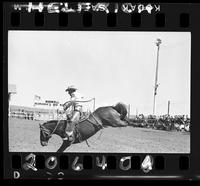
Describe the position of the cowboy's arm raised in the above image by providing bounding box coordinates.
[73,98,95,103]
[73,92,95,103]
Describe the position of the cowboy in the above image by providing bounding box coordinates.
[63,85,84,134]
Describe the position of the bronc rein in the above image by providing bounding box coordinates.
[40,119,62,138]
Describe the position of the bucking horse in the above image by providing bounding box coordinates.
[39,102,129,152]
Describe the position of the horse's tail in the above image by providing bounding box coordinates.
[112,102,128,120]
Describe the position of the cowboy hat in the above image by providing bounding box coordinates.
[65,85,77,92]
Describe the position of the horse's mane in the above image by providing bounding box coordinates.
[42,120,64,130]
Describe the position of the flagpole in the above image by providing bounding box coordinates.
[153,38,162,115]
[93,98,95,111]
[167,100,170,116]
[128,104,130,118]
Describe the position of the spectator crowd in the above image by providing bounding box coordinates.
[129,114,190,132]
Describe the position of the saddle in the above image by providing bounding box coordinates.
[78,113,103,130]
[74,113,103,144]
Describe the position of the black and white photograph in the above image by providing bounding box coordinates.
[8,31,190,153]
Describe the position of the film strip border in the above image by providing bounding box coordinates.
[7,153,190,179]
[5,2,191,30]
[4,2,200,180]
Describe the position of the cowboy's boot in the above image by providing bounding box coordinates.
[63,120,69,140]
[64,129,74,141]
[63,119,73,141]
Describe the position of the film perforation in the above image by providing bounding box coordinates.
[154,156,165,170]
[67,13,82,29]
[179,156,190,170]
[59,12,68,27]
[45,14,58,29]
[10,12,20,27]
[45,156,58,170]
[35,155,45,169]
[119,156,132,171]
[83,12,92,27]
[12,154,21,169]
[131,156,141,170]
[131,13,141,27]
[180,13,190,28]
[107,13,117,27]
[83,155,93,169]
[155,13,165,27]
[34,12,44,27]
[59,155,69,170]
[70,156,84,171]
[107,156,117,170]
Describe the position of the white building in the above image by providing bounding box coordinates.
[8,84,17,116]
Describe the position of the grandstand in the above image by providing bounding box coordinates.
[9,105,64,121]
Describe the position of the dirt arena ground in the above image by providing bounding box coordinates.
[8,118,190,153]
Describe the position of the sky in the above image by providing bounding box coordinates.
[8,31,191,116]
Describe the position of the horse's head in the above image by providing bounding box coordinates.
[39,123,52,146]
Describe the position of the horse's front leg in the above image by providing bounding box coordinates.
[108,120,128,127]
[57,140,71,153]
[116,119,129,127]
[123,117,131,125]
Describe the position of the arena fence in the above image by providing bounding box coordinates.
[9,110,34,120]
[9,109,60,121]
